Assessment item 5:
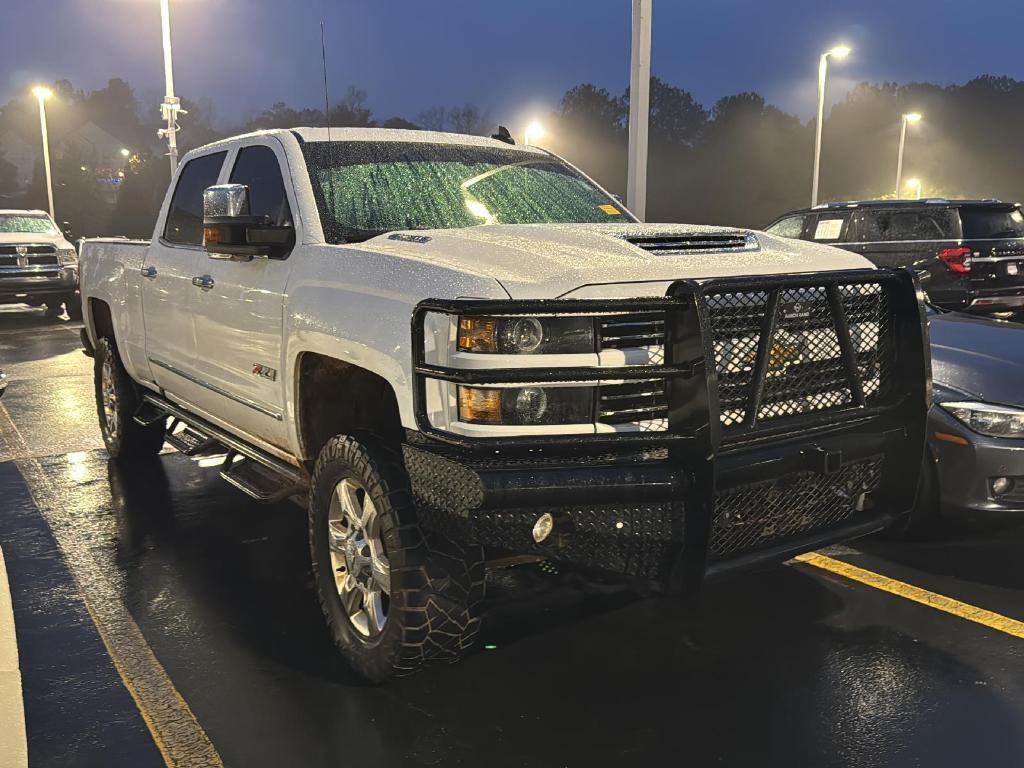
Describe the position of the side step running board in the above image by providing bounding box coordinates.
[136,393,308,503]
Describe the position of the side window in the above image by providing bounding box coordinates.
[855,210,956,242]
[811,215,850,242]
[229,146,293,228]
[766,215,807,239]
[163,152,228,245]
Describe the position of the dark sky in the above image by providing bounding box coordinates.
[4,0,1024,127]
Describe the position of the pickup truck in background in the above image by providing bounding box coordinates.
[0,209,82,319]
[79,127,931,680]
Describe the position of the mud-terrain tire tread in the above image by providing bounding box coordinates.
[93,337,165,461]
[309,433,485,682]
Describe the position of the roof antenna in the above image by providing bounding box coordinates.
[320,21,332,143]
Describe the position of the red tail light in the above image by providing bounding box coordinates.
[939,246,972,273]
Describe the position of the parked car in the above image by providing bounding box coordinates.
[903,308,1024,528]
[0,209,82,319]
[79,127,929,680]
[765,199,1024,314]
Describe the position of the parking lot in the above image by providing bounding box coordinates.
[0,304,1022,767]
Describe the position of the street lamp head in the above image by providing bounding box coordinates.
[120,148,131,157]
[827,45,852,59]
[524,120,545,145]
[904,112,922,125]
[31,86,52,101]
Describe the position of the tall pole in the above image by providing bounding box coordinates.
[158,0,184,175]
[895,116,907,198]
[627,0,652,221]
[810,45,850,207]
[894,113,920,197]
[810,54,829,208]
[33,88,54,220]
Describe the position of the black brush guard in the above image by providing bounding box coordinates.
[405,268,930,593]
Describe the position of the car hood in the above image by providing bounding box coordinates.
[367,223,873,299]
[0,231,68,247]
[929,311,1024,406]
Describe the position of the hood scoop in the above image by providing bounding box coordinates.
[623,232,759,255]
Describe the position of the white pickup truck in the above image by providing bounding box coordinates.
[80,127,930,680]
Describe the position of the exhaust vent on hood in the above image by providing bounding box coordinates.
[624,232,758,254]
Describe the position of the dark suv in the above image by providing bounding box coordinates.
[766,199,1024,312]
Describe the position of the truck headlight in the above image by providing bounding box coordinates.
[458,385,594,425]
[457,316,595,354]
[940,401,1024,438]
[57,247,78,265]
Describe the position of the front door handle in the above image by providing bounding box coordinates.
[140,265,158,279]
[192,275,215,290]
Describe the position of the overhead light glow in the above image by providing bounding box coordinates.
[828,45,852,59]
[524,120,545,146]
[904,112,922,124]
[32,86,52,101]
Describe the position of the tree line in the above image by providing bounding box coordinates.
[2,73,1024,238]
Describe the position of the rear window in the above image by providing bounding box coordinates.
[854,209,957,242]
[959,206,1024,239]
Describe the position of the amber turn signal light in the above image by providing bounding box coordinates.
[457,317,498,353]
[458,386,502,424]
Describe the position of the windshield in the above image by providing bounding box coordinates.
[959,206,1024,239]
[0,214,57,235]
[300,141,632,243]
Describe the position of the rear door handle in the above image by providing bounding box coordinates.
[192,275,215,290]
[140,266,158,279]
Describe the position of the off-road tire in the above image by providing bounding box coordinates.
[309,434,485,681]
[93,337,166,461]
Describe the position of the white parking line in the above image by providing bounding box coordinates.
[0,546,28,768]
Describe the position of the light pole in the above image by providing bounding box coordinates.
[810,44,851,207]
[158,0,186,175]
[523,120,545,146]
[626,0,652,221]
[895,112,921,198]
[32,86,55,220]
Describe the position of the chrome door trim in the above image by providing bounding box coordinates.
[149,357,283,421]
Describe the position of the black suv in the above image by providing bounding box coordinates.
[766,199,1024,312]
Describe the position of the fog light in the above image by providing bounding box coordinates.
[992,477,1014,496]
[532,512,554,543]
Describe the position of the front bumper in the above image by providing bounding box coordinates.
[0,265,78,302]
[406,269,931,592]
[929,406,1024,515]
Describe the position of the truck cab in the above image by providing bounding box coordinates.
[0,209,81,319]
[80,128,931,681]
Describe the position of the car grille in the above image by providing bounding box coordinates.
[598,379,668,431]
[709,456,883,559]
[597,280,892,432]
[0,244,59,268]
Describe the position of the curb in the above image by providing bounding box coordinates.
[0,545,28,768]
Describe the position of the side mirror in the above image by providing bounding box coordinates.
[203,184,293,260]
[61,221,73,239]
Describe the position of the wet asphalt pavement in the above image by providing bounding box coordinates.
[2,303,1024,767]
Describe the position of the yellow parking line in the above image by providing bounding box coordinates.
[796,552,1024,640]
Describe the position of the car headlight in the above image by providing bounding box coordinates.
[457,316,596,354]
[57,247,77,265]
[940,401,1024,438]
[458,385,594,425]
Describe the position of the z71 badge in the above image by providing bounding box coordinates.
[252,363,277,381]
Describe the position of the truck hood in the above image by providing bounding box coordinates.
[368,223,873,299]
[929,311,1024,407]
[0,231,70,248]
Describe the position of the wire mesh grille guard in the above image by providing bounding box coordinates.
[710,456,884,559]
[706,281,891,429]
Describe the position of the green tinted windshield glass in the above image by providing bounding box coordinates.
[0,214,57,234]
[300,141,630,242]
